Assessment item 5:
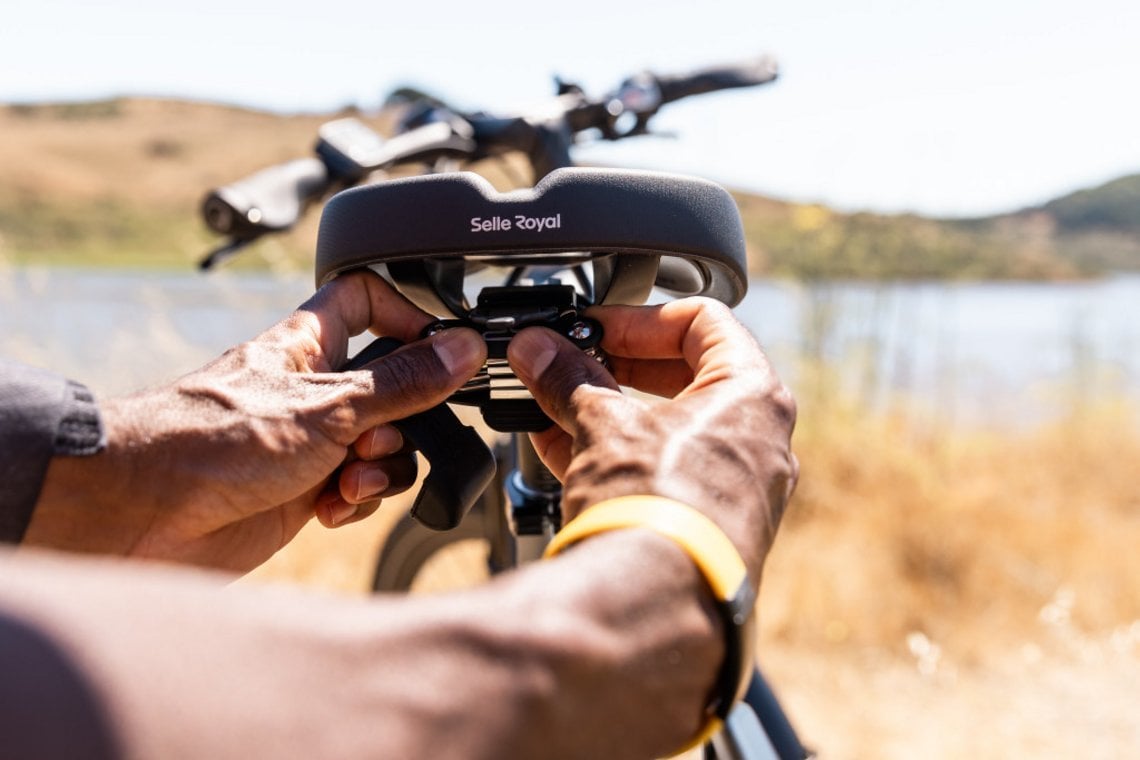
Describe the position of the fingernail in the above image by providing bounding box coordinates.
[367,425,403,457]
[511,330,557,383]
[432,329,484,376]
[356,468,389,501]
[329,502,357,526]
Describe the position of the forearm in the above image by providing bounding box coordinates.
[0,531,721,760]
[476,528,723,759]
[24,389,259,559]
[0,549,469,759]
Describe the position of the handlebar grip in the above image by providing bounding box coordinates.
[655,55,779,105]
[342,337,496,532]
[201,157,331,240]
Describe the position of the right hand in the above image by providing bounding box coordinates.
[507,297,798,581]
[26,271,486,572]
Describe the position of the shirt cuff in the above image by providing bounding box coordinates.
[0,361,106,544]
[55,380,107,457]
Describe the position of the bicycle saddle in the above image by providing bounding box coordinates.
[314,167,749,314]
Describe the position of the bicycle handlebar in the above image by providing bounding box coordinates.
[199,53,778,268]
[654,54,779,105]
[200,119,477,260]
[458,53,780,152]
[202,158,330,239]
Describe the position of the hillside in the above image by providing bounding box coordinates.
[0,98,341,269]
[739,173,1140,280]
[1033,174,1140,273]
[2,97,1138,279]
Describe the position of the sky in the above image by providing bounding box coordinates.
[2,0,1139,217]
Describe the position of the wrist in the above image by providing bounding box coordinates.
[565,475,776,581]
[499,527,723,758]
[545,495,758,754]
[25,396,160,556]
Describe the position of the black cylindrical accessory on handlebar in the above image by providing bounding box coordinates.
[654,55,779,105]
[201,157,331,240]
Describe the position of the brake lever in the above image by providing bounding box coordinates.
[199,238,256,271]
[340,337,495,532]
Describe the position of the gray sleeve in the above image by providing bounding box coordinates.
[0,360,106,544]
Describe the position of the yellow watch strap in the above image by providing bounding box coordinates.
[544,495,749,599]
[543,495,757,756]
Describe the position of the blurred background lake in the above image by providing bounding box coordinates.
[3,265,1136,430]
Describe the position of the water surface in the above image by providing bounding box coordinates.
[2,266,1136,427]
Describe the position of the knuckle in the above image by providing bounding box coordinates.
[373,344,452,399]
[538,355,616,420]
[768,381,798,428]
[685,296,736,329]
[567,381,617,417]
[543,353,601,396]
[567,385,633,439]
[691,295,732,318]
[306,373,372,432]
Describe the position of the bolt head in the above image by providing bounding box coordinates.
[568,322,592,340]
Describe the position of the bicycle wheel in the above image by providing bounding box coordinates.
[371,511,491,592]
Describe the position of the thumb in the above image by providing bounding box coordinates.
[508,327,619,434]
[351,327,486,426]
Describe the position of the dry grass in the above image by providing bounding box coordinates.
[0,99,341,207]
[762,398,1140,660]
[0,98,537,269]
[756,396,1140,758]
[0,99,372,267]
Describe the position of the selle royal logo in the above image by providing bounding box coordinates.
[470,214,562,233]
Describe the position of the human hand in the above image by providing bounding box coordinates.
[507,297,798,580]
[26,271,486,572]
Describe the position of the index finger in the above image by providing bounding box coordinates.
[279,270,436,371]
[591,298,771,397]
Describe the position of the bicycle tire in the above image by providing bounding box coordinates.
[371,512,488,592]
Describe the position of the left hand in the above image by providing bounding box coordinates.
[25,271,486,572]
[507,297,798,583]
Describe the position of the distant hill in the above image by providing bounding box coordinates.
[1,97,1137,279]
[0,98,338,269]
[743,173,1140,280]
[1033,174,1140,273]
[738,196,1075,280]
[1043,174,1140,234]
